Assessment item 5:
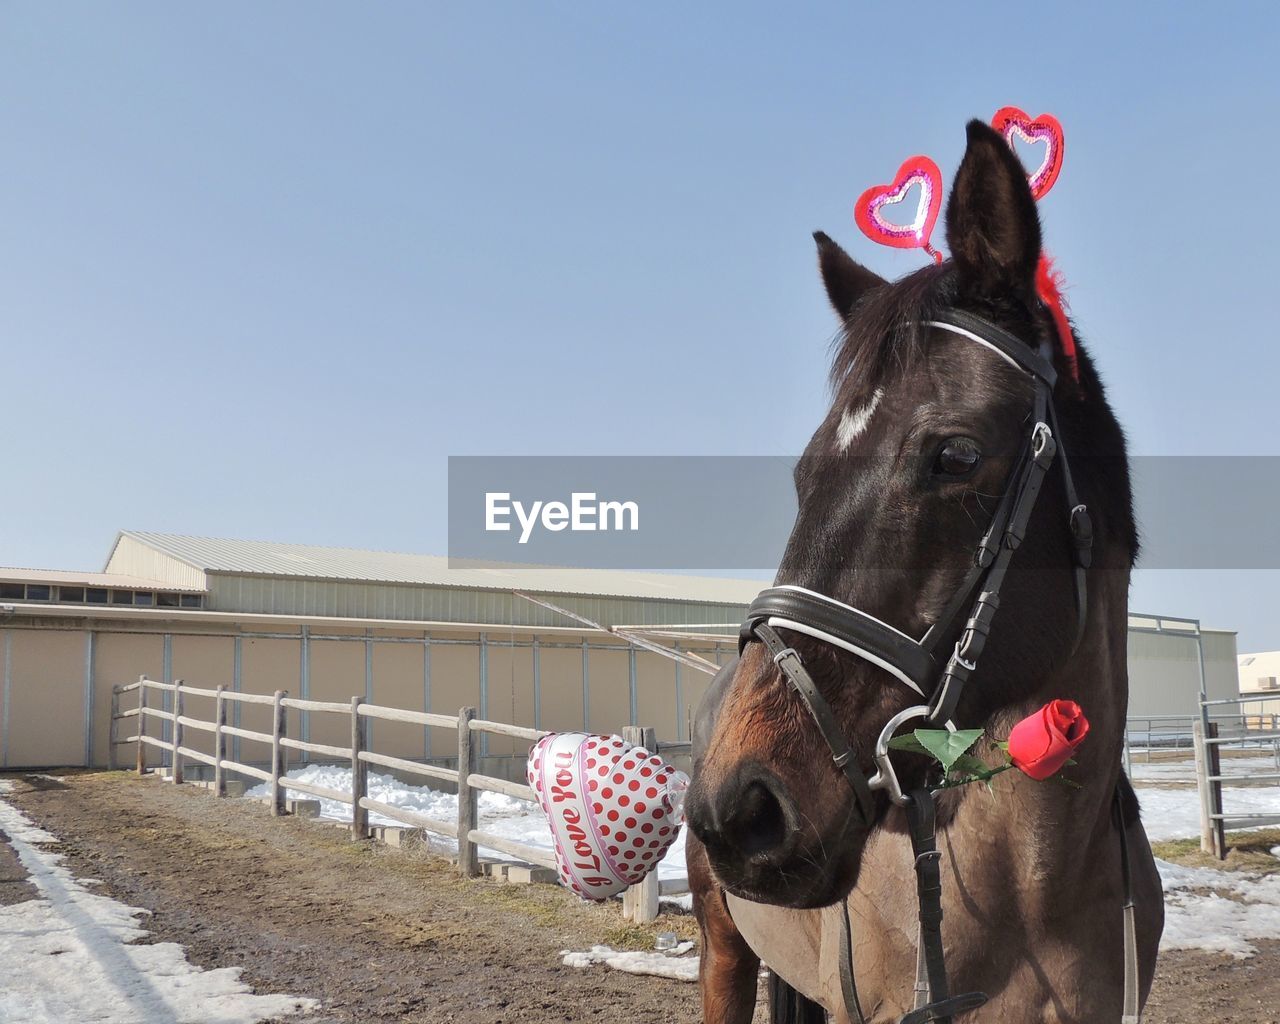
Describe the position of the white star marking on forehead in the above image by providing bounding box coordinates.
[835,387,884,453]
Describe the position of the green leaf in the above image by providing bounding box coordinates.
[913,728,985,773]
[947,754,990,779]
[886,733,935,758]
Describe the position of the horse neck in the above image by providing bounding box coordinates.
[944,552,1132,903]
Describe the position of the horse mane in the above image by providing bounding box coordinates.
[828,261,957,394]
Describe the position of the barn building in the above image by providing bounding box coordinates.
[0,530,1239,772]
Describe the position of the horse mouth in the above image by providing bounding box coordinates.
[708,838,865,910]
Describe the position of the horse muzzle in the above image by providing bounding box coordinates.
[685,762,864,907]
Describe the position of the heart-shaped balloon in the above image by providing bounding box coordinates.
[527,732,689,900]
[854,155,944,263]
[991,107,1065,201]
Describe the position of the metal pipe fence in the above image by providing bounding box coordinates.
[1188,692,1280,858]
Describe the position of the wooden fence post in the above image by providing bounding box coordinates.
[171,679,185,786]
[136,676,147,776]
[351,696,369,839]
[213,685,227,797]
[271,689,288,816]
[622,725,660,923]
[109,685,120,771]
[1193,719,1213,854]
[457,706,478,876]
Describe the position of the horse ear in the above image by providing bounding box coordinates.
[814,231,885,320]
[945,120,1042,296]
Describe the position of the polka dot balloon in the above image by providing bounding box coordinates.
[527,732,689,900]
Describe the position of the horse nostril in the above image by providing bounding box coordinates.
[722,778,789,859]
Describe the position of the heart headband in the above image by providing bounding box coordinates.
[853,155,945,264]
[991,106,1065,201]
[852,109,1078,380]
[853,107,1066,263]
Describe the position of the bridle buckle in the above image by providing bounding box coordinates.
[950,639,977,674]
[1031,420,1056,461]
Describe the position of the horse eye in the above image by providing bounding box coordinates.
[933,437,981,479]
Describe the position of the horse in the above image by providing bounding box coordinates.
[684,120,1164,1023]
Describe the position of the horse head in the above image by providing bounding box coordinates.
[684,120,1136,909]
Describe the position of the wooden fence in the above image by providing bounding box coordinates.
[108,676,688,922]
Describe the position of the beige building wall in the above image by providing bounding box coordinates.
[5,629,87,767]
[538,643,586,734]
[93,632,165,767]
[371,638,427,759]
[0,612,728,774]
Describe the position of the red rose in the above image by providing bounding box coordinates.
[1006,700,1089,781]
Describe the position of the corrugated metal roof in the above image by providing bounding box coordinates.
[115,531,767,605]
[0,567,204,592]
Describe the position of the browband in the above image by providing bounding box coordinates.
[927,309,1058,387]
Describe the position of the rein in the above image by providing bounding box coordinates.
[735,308,1114,1023]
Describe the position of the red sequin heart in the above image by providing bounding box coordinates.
[991,107,1064,201]
[853,156,944,263]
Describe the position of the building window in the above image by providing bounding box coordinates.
[157,592,179,608]
[111,590,133,605]
[0,583,23,600]
[58,587,85,603]
[85,588,108,604]
[134,592,154,606]
[25,585,50,601]
[180,594,203,609]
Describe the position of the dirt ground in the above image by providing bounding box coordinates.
[3,771,1279,1024]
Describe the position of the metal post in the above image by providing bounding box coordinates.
[300,625,311,760]
[628,647,638,726]
[213,685,227,797]
[270,689,287,816]
[232,636,243,765]
[423,633,432,759]
[171,678,185,785]
[457,706,479,876]
[621,725,660,923]
[1206,721,1227,860]
[83,631,95,768]
[351,696,368,839]
[532,638,541,732]
[108,685,120,771]
[136,675,147,775]
[581,639,590,732]
[478,634,489,762]
[674,642,685,741]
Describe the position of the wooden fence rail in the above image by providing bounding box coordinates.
[110,676,688,921]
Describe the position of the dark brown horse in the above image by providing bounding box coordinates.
[685,121,1163,1022]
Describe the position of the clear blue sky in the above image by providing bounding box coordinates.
[3,4,1278,648]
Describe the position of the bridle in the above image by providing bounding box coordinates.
[734,307,1113,1023]
[740,307,1093,822]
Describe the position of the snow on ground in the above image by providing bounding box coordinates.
[1129,754,1279,784]
[1157,859,1280,958]
[245,764,691,883]
[1137,784,1280,842]
[0,781,317,1024]
[1131,766,1280,958]
[562,943,698,982]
